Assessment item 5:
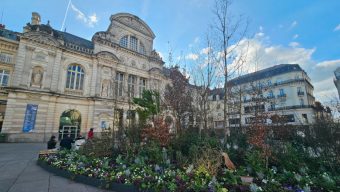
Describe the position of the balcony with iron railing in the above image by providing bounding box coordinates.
[267,104,313,111]
[277,93,287,98]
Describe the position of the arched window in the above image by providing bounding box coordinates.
[66,64,84,90]
[130,36,138,51]
[139,42,146,54]
[119,36,128,48]
[0,69,10,86]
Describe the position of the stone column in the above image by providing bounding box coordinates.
[95,64,102,96]
[90,60,98,96]
[45,51,56,90]
[20,45,35,87]
[12,43,29,87]
[53,52,64,92]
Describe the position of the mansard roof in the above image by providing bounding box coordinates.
[25,23,94,53]
[229,64,304,85]
[56,30,93,49]
[110,13,156,39]
[0,28,19,41]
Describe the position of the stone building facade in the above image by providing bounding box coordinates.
[0,12,169,142]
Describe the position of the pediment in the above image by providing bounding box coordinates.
[110,13,155,39]
[96,51,120,62]
[148,67,163,74]
[92,31,115,42]
[23,32,61,46]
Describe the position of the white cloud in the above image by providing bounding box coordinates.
[88,14,98,26]
[186,53,199,61]
[70,2,98,27]
[157,51,164,59]
[315,59,340,68]
[200,47,212,55]
[334,24,340,31]
[290,20,298,28]
[293,34,299,39]
[289,42,300,47]
[221,36,340,101]
[255,32,265,38]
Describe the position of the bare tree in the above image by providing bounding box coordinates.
[191,34,218,134]
[212,0,248,139]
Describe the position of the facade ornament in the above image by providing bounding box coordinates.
[101,80,110,97]
[31,67,43,87]
[25,45,35,52]
[48,52,56,57]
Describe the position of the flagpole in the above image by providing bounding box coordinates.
[61,0,71,31]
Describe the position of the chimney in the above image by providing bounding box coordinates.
[31,12,41,25]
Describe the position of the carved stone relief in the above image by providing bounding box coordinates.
[101,80,110,97]
[34,51,47,61]
[31,66,44,87]
[116,17,150,37]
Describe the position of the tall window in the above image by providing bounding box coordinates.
[297,87,302,93]
[130,36,138,51]
[139,78,147,97]
[66,65,84,90]
[0,53,13,64]
[300,98,304,106]
[139,42,146,54]
[128,75,137,98]
[268,90,274,98]
[0,69,10,86]
[115,72,124,97]
[279,89,285,95]
[119,35,145,54]
[267,80,272,86]
[119,36,128,48]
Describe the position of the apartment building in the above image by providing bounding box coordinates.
[209,64,316,129]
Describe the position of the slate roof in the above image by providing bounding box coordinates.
[229,64,304,85]
[27,24,94,50]
[56,30,94,49]
[209,64,306,97]
[0,28,19,41]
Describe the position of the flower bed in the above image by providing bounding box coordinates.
[37,149,339,192]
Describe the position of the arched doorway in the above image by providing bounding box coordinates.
[59,109,81,140]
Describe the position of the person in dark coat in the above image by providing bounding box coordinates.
[47,135,57,149]
[59,135,74,150]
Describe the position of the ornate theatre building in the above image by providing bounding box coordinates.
[0,12,169,142]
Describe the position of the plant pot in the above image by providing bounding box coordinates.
[240,176,253,184]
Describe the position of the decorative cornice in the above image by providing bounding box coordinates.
[25,45,35,51]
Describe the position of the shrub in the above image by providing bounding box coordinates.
[79,131,114,158]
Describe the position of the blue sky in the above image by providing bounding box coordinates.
[1,0,340,105]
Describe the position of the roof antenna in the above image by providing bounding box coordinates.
[61,0,71,31]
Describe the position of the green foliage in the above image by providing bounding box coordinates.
[79,131,114,158]
[132,90,160,125]
[138,141,164,164]
[245,150,265,175]
[274,143,305,172]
